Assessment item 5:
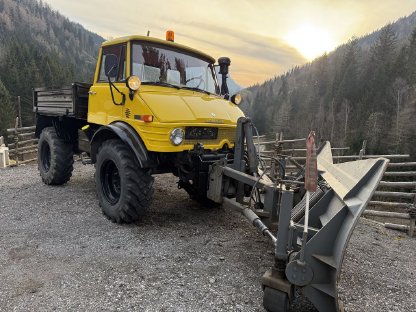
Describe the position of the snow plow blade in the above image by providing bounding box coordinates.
[262,142,389,311]
[207,118,389,312]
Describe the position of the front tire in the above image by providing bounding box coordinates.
[95,139,154,223]
[37,127,74,185]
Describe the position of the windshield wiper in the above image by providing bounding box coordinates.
[142,81,180,89]
[180,86,211,95]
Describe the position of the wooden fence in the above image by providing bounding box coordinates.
[6,118,37,166]
[256,135,416,237]
[3,123,415,236]
[366,161,416,237]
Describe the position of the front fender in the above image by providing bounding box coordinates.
[91,122,153,168]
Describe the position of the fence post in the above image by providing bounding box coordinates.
[0,136,6,168]
[17,96,22,128]
[14,117,19,166]
[359,140,367,160]
[410,195,416,237]
[276,132,283,154]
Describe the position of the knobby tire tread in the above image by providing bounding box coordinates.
[96,139,154,223]
[38,127,74,185]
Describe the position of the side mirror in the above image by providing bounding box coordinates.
[104,54,118,78]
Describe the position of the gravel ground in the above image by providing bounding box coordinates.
[0,161,414,312]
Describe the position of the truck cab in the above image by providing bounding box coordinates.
[34,32,244,223]
[88,34,243,152]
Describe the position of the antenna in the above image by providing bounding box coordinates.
[147,30,150,37]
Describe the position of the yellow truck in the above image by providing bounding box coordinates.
[34,31,243,223]
[34,31,388,312]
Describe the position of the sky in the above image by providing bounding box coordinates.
[42,0,416,87]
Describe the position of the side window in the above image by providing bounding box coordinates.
[98,44,126,82]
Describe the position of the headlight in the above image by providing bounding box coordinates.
[126,75,141,91]
[170,128,185,146]
[231,93,242,105]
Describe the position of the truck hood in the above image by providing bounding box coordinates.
[139,90,244,124]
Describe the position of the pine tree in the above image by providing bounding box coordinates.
[406,28,416,84]
[338,38,359,103]
[0,80,15,137]
[369,24,398,113]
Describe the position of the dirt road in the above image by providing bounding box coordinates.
[0,162,414,311]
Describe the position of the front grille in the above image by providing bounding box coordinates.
[184,128,236,146]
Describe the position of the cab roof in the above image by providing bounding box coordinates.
[102,35,216,63]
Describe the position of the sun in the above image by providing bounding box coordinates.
[285,25,336,60]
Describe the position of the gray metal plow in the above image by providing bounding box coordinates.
[207,117,389,312]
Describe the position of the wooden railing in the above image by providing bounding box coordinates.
[255,135,416,237]
[367,161,416,237]
[6,118,37,166]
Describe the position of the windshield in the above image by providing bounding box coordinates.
[131,42,219,95]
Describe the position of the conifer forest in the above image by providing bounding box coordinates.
[1,0,416,158]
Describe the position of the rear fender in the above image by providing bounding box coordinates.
[35,115,53,138]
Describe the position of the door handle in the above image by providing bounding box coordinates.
[88,91,97,95]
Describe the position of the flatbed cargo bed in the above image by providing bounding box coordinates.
[33,82,91,120]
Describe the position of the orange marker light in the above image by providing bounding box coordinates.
[166,30,174,42]
[141,115,153,122]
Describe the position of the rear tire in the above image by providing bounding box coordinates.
[95,139,154,223]
[38,127,74,185]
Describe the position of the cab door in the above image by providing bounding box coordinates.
[88,44,128,125]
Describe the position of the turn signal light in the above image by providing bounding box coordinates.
[166,30,174,42]
[141,115,153,122]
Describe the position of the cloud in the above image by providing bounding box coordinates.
[41,0,416,85]
[41,0,307,85]
[179,22,305,63]
[173,22,306,86]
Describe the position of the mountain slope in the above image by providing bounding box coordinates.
[0,0,242,135]
[242,12,416,158]
[0,0,104,132]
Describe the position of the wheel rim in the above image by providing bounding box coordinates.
[101,159,121,205]
[41,141,51,171]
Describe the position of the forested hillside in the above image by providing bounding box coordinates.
[0,0,103,135]
[242,12,416,158]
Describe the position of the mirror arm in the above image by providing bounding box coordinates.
[107,75,126,106]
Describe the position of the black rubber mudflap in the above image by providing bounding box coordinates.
[263,287,289,312]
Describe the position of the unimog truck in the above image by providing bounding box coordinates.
[34,31,243,223]
[34,31,388,312]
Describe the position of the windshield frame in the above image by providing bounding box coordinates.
[130,40,220,95]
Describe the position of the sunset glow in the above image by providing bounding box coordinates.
[41,0,416,86]
[285,25,336,60]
